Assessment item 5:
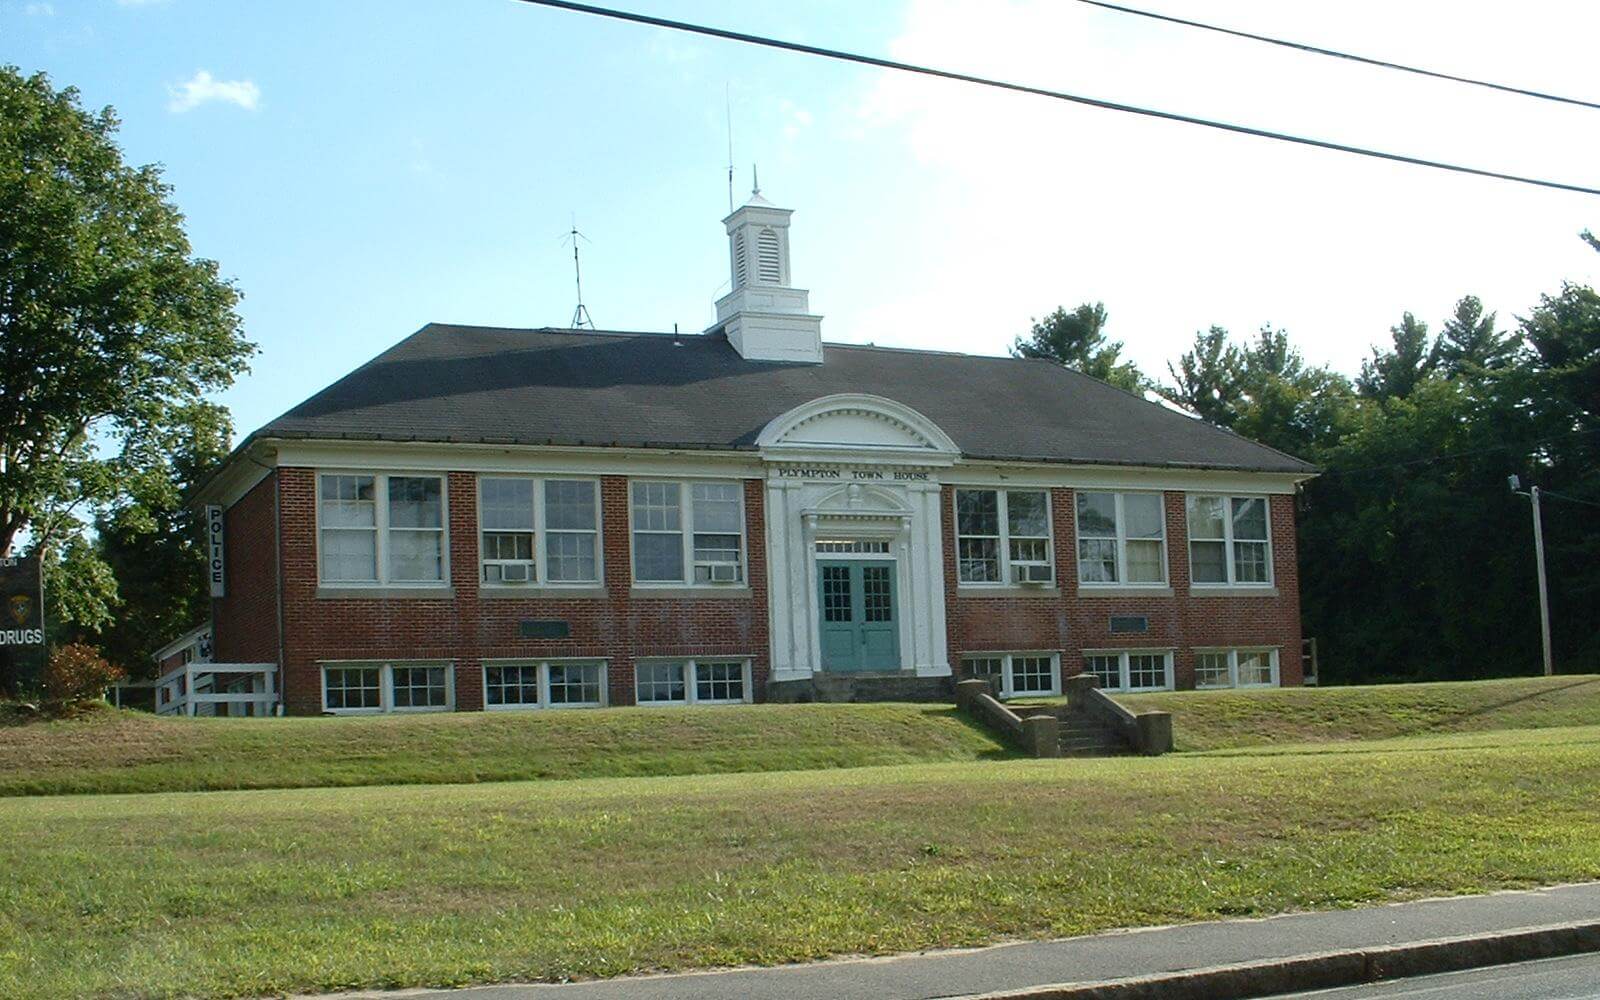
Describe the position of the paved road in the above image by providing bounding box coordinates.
[1281,951,1600,998]
[323,882,1600,1000]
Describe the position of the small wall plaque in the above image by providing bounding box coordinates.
[1109,615,1149,635]
[519,619,570,639]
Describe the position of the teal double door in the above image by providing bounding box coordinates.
[817,560,900,672]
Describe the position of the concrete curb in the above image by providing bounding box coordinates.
[971,919,1600,999]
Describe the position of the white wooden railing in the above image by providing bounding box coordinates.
[145,662,279,717]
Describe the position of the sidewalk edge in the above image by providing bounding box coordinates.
[971,920,1600,1000]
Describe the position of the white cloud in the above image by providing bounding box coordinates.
[779,99,814,142]
[167,70,260,113]
[24,2,54,15]
[837,0,1600,377]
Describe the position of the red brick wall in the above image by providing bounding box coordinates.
[212,472,280,666]
[270,469,769,715]
[943,487,1302,690]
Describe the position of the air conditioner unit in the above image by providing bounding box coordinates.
[496,562,532,583]
[696,561,741,584]
[1012,563,1054,584]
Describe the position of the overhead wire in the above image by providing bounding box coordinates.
[1074,0,1600,112]
[511,0,1600,197]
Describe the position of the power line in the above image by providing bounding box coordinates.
[1075,0,1600,112]
[511,0,1600,197]
[1542,489,1600,510]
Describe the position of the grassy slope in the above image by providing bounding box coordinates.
[1117,675,1600,752]
[0,703,1011,796]
[3,726,1599,999]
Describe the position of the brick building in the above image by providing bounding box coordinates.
[192,190,1315,715]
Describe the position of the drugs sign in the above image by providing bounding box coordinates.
[0,556,44,647]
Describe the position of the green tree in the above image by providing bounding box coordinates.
[90,404,231,674]
[1434,295,1517,379]
[1160,325,1355,460]
[1012,302,1145,394]
[1358,312,1435,400]
[0,67,253,689]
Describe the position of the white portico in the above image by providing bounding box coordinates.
[759,394,960,681]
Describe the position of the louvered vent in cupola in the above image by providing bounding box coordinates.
[715,183,822,363]
[756,228,782,284]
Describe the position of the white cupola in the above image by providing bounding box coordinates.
[712,181,824,364]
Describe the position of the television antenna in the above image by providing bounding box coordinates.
[560,216,596,330]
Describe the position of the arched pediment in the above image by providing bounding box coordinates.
[811,482,910,515]
[758,393,960,461]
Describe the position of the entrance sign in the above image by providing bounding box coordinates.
[0,556,45,647]
[775,466,930,483]
[206,505,226,597]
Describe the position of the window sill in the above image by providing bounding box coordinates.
[956,585,1060,598]
[629,586,753,600]
[316,586,456,600]
[1189,585,1279,597]
[480,585,608,599]
[1077,586,1175,598]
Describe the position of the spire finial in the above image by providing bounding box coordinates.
[752,163,760,197]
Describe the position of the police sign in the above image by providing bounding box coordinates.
[0,556,44,647]
[206,504,226,597]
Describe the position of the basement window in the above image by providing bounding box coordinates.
[1081,650,1173,693]
[321,662,453,714]
[483,659,608,710]
[961,652,1061,699]
[1194,648,1279,689]
[634,659,753,706]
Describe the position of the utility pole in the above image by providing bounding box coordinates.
[1509,475,1553,677]
[1531,485,1553,677]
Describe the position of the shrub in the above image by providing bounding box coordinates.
[42,643,125,707]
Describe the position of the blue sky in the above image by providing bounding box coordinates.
[6,1,1598,443]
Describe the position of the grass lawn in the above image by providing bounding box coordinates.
[3,725,1600,999]
[0,702,1010,797]
[1112,674,1600,751]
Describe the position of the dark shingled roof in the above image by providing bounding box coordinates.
[255,324,1315,475]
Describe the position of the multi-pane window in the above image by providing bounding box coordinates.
[319,475,378,581]
[478,477,600,586]
[318,474,446,585]
[483,660,606,709]
[548,662,605,705]
[323,666,381,711]
[1081,650,1173,692]
[954,489,1053,584]
[636,662,687,704]
[391,666,449,708]
[1187,495,1273,586]
[1192,648,1279,688]
[630,480,746,585]
[1195,651,1232,688]
[697,661,747,702]
[483,663,541,708]
[815,539,891,554]
[321,662,452,713]
[961,652,1061,698]
[633,659,752,705]
[1076,492,1167,585]
[1084,654,1122,690]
